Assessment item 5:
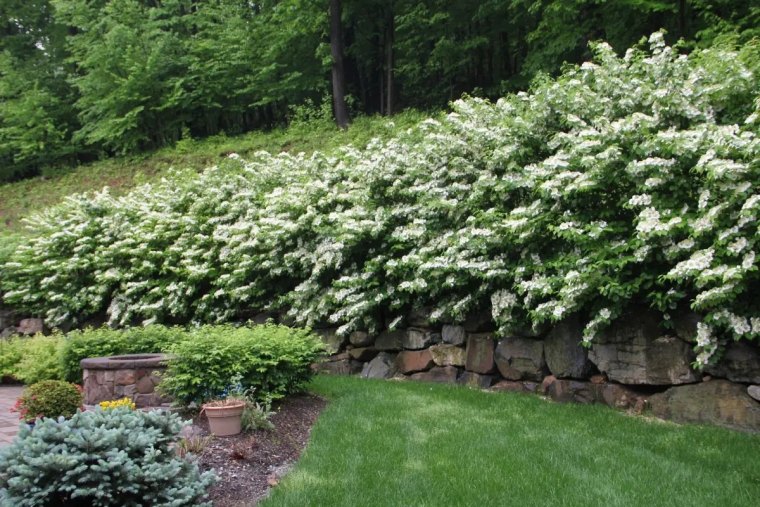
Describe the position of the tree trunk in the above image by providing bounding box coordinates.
[678,0,686,39]
[330,0,350,129]
[384,8,394,116]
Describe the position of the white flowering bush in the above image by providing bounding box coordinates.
[2,34,758,366]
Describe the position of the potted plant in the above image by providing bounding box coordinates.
[201,398,246,436]
[201,375,248,436]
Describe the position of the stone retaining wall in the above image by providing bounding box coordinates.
[4,304,759,431]
[314,308,760,432]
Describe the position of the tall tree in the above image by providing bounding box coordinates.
[330,0,350,128]
[0,0,76,181]
[383,1,394,115]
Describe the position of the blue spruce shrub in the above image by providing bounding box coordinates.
[0,408,215,506]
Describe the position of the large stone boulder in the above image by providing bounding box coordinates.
[541,376,644,410]
[16,318,45,336]
[465,333,495,374]
[361,352,397,379]
[671,309,701,342]
[589,310,699,385]
[349,331,374,348]
[315,359,362,375]
[348,347,379,362]
[395,349,434,374]
[544,378,597,404]
[545,316,592,378]
[402,328,440,350]
[648,380,760,432]
[314,328,346,354]
[596,383,644,411]
[374,330,405,351]
[494,337,546,381]
[458,371,494,388]
[429,344,466,367]
[491,380,540,394]
[409,366,460,383]
[441,325,466,346]
[705,340,760,384]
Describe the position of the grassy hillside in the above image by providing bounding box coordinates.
[0,111,426,236]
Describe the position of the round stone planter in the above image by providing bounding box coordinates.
[80,353,171,408]
[202,400,246,436]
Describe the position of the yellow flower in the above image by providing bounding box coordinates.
[99,397,136,411]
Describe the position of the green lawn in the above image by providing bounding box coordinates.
[262,376,760,507]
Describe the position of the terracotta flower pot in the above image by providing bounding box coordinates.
[202,400,246,436]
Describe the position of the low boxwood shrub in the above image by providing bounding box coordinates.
[160,324,325,405]
[0,408,216,506]
[59,325,182,382]
[12,380,82,422]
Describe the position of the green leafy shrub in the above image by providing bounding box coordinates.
[2,35,759,366]
[241,399,276,432]
[0,338,23,381]
[0,408,215,506]
[13,335,65,384]
[59,325,181,382]
[0,232,23,269]
[0,335,65,384]
[12,380,82,422]
[160,324,324,405]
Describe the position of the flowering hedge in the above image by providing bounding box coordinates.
[2,34,759,365]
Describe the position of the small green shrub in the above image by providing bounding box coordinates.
[241,399,276,432]
[160,324,325,406]
[59,325,181,382]
[0,408,216,506]
[13,380,82,422]
[0,338,24,380]
[0,335,65,383]
[175,433,214,459]
[15,335,65,384]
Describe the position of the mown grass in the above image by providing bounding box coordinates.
[0,111,426,236]
[262,375,760,507]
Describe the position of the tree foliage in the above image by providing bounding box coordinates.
[0,0,757,181]
[0,408,215,506]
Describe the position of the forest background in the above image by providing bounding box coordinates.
[1,0,757,182]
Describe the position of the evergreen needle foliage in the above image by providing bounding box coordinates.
[2,35,759,365]
[0,408,216,506]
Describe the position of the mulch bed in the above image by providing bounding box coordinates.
[191,394,327,507]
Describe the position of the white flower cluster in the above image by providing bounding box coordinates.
[2,33,758,366]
